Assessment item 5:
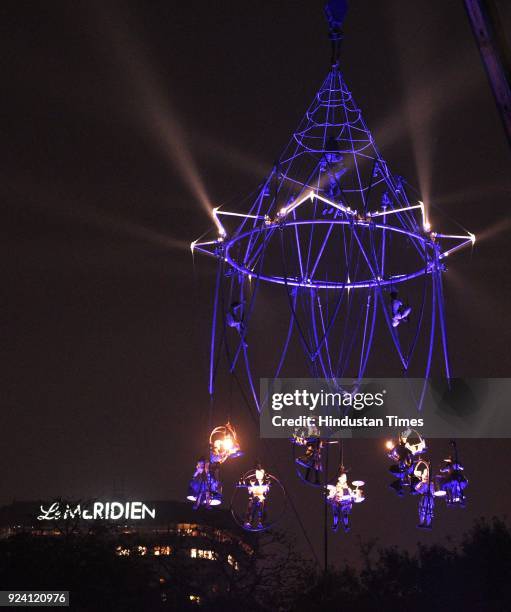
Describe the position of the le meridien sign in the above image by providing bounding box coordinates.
[37,501,156,521]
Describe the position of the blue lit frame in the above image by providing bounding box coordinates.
[192,66,474,411]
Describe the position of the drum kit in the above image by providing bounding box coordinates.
[186,471,223,508]
[352,481,366,503]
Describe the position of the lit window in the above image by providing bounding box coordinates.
[136,545,147,556]
[189,595,201,605]
[190,548,218,560]
[153,545,172,556]
[178,523,198,536]
[115,546,130,556]
[227,555,240,571]
[202,550,217,560]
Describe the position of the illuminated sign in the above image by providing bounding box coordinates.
[37,501,156,521]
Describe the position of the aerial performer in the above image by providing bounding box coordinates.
[238,463,271,530]
[438,441,468,506]
[390,290,412,328]
[387,435,415,495]
[187,457,222,510]
[414,462,435,529]
[296,438,324,485]
[326,468,365,532]
[386,429,426,495]
[226,301,247,346]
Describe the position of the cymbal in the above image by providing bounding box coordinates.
[352,480,365,487]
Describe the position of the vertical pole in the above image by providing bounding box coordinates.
[418,270,437,411]
[324,440,329,576]
[427,459,434,528]
[380,203,387,277]
[435,248,452,381]
[463,0,511,149]
[358,293,371,379]
[209,261,222,395]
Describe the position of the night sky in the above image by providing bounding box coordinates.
[4,1,511,566]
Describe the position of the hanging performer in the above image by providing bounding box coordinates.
[188,457,222,510]
[388,429,427,495]
[327,468,364,532]
[390,290,412,328]
[296,438,324,485]
[414,462,435,529]
[320,136,346,209]
[324,0,348,66]
[226,301,247,347]
[239,463,271,530]
[438,456,468,506]
[388,435,415,495]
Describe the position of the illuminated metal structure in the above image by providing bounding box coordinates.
[191,2,474,547]
[192,5,475,412]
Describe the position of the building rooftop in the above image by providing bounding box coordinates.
[0,499,253,543]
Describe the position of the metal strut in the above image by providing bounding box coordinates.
[324,0,348,66]
[464,0,511,148]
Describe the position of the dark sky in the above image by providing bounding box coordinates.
[3,1,511,566]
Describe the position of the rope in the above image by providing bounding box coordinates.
[229,367,322,567]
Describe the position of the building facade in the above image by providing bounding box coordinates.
[0,499,257,606]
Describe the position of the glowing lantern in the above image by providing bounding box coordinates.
[209,422,243,464]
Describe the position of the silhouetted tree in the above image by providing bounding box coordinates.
[2,517,510,610]
[291,517,511,612]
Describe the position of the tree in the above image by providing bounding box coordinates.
[290,517,511,612]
